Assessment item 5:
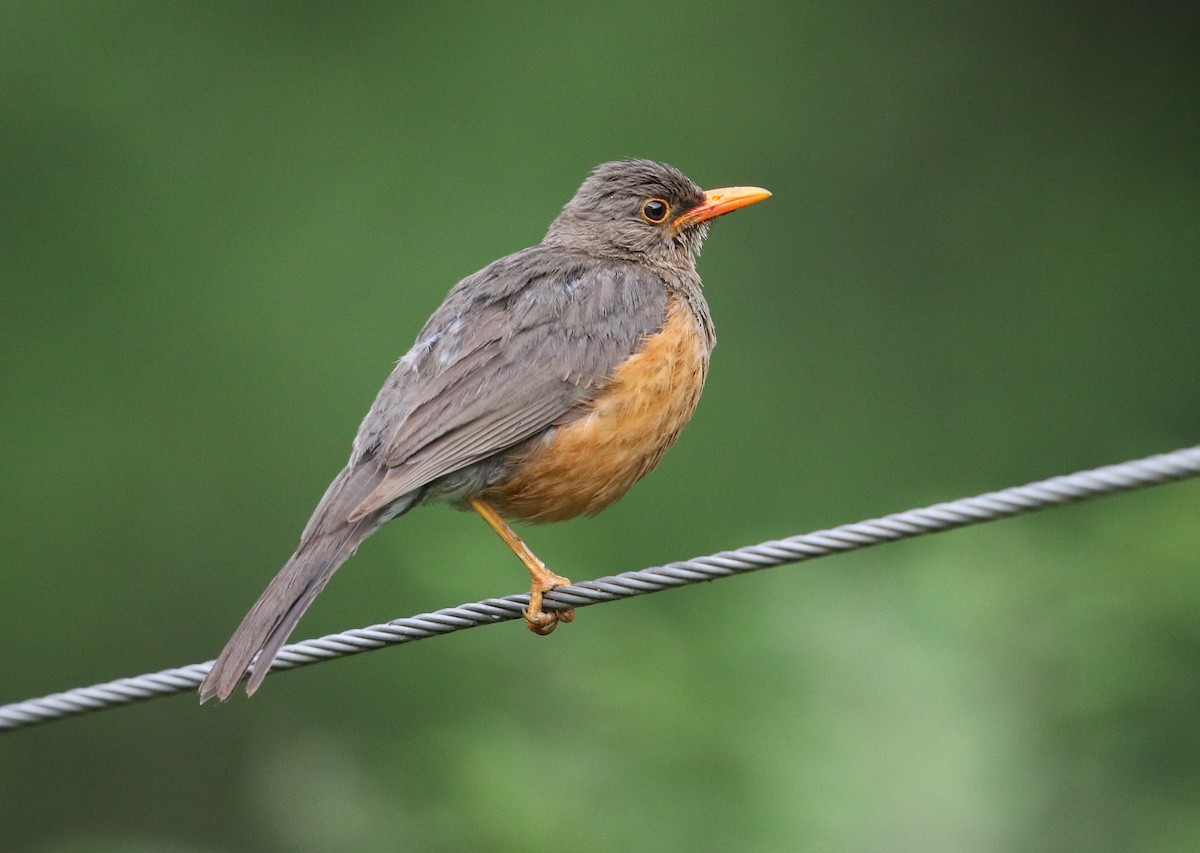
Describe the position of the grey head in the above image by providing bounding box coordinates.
[543,159,711,265]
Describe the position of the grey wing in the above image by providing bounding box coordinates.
[198,248,668,701]
[345,247,669,520]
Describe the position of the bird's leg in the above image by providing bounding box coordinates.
[469,498,575,634]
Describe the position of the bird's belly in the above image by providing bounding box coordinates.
[483,296,710,523]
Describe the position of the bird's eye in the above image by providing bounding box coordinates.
[640,198,670,224]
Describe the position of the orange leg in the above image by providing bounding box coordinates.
[469,497,576,634]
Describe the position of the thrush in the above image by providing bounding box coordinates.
[200,159,770,701]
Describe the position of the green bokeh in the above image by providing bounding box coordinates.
[2,3,1198,851]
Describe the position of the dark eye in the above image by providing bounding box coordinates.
[640,198,670,224]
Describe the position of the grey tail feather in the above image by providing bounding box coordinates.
[198,519,374,703]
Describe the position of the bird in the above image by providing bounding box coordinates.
[199,159,770,702]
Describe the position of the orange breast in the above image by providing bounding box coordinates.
[484,294,710,523]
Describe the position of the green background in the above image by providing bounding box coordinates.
[3,3,1198,851]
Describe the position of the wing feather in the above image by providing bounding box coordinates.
[345,246,669,521]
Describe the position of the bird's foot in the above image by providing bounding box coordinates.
[468,498,577,635]
[525,570,575,635]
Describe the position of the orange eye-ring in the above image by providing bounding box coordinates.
[640,198,670,224]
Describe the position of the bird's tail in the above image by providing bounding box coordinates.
[199,518,375,703]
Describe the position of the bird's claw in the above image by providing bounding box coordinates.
[524,574,575,635]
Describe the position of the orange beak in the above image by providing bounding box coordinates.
[673,185,772,229]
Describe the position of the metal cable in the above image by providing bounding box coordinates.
[3,444,1199,732]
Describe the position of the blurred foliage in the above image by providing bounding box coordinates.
[2,2,1198,851]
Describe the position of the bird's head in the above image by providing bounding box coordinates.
[545,159,770,265]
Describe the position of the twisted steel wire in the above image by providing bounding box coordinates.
[3,444,1199,732]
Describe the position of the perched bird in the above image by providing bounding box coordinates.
[199,159,770,701]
